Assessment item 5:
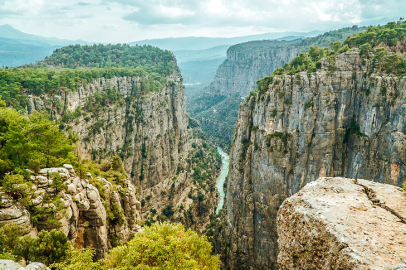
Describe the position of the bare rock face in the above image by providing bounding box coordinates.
[24,66,220,233]
[215,50,406,269]
[0,165,142,260]
[277,177,406,269]
[0,260,50,270]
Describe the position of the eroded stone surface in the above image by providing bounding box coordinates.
[277,177,406,269]
[214,50,406,269]
[0,166,142,260]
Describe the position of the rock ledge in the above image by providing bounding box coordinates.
[277,177,406,269]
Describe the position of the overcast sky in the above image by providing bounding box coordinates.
[0,0,404,43]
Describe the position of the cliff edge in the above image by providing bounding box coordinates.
[278,177,406,269]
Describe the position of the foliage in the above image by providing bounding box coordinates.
[14,229,70,266]
[51,248,104,270]
[0,223,22,259]
[104,222,221,270]
[1,43,175,111]
[254,21,406,96]
[37,44,175,76]
[0,106,74,175]
[344,21,406,48]
[343,120,367,144]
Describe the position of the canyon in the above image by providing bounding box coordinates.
[214,48,406,269]
[187,25,366,151]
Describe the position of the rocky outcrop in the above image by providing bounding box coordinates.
[26,67,189,192]
[0,165,142,259]
[23,64,220,233]
[217,50,406,269]
[277,177,406,269]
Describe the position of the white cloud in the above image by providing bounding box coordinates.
[0,0,403,43]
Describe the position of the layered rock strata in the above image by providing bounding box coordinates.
[26,68,188,192]
[23,65,220,232]
[187,26,366,150]
[0,165,141,259]
[219,50,406,269]
[277,177,406,269]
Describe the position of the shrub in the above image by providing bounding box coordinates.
[162,205,174,217]
[15,229,70,266]
[51,248,103,270]
[104,223,221,269]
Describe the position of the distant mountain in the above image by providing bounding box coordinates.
[0,24,89,67]
[172,36,307,85]
[0,24,87,47]
[130,31,322,51]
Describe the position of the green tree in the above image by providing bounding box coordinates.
[104,222,221,269]
[0,223,22,255]
[51,248,104,270]
[17,229,70,266]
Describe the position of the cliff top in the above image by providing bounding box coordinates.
[228,25,367,55]
[251,20,406,99]
[278,177,406,269]
[30,44,176,76]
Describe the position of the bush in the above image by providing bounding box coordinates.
[0,223,22,255]
[104,223,221,269]
[51,248,103,270]
[162,205,174,217]
[15,229,70,266]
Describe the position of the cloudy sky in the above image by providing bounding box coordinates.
[0,0,404,43]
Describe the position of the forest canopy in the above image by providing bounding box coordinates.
[0,44,176,111]
[35,44,175,76]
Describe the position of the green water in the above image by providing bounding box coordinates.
[216,148,229,214]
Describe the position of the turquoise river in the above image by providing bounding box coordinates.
[216,148,229,214]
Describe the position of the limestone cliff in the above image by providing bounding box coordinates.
[0,165,141,260]
[216,50,406,269]
[24,65,220,234]
[277,177,406,269]
[187,26,367,151]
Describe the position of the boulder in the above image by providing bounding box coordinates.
[0,259,21,270]
[277,177,406,269]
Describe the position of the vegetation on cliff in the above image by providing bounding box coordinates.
[187,25,367,152]
[255,20,406,95]
[38,44,175,75]
[0,44,176,111]
[1,222,220,269]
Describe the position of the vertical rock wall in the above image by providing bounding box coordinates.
[24,66,220,233]
[218,50,406,269]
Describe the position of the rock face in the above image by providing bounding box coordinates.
[23,64,220,233]
[26,67,188,192]
[0,165,142,260]
[277,177,406,269]
[187,26,366,151]
[216,50,406,269]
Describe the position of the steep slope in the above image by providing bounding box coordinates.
[213,21,406,269]
[188,26,367,151]
[1,44,221,234]
[0,165,142,260]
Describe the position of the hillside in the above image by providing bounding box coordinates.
[0,44,222,259]
[187,25,368,151]
[211,21,406,269]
